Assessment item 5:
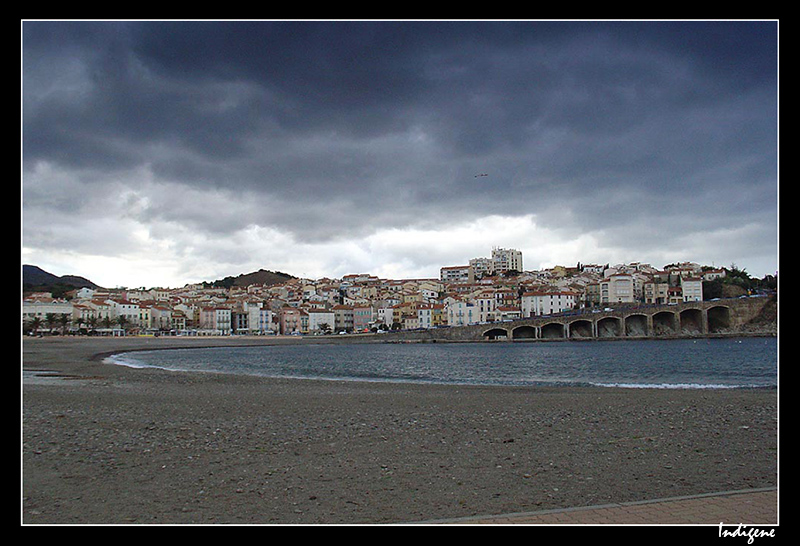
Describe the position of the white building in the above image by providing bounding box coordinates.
[491,247,523,274]
[417,303,434,329]
[22,300,73,324]
[74,287,96,300]
[521,291,577,317]
[106,298,140,326]
[600,274,635,304]
[471,290,497,323]
[581,264,606,275]
[376,306,394,328]
[87,299,114,323]
[446,299,478,326]
[307,309,336,334]
[247,306,276,334]
[440,265,472,284]
[680,277,704,302]
[702,268,727,281]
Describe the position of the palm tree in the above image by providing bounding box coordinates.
[58,313,70,334]
[117,315,129,332]
[45,313,58,333]
[28,316,43,335]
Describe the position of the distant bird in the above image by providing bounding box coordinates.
[474,173,489,178]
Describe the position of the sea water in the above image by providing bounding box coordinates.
[106,337,777,389]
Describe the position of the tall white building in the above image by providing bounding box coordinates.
[491,247,523,274]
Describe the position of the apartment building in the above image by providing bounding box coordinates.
[521,291,577,317]
[280,307,303,335]
[150,305,173,330]
[353,305,374,332]
[680,277,704,302]
[200,307,231,335]
[445,298,478,326]
[418,304,432,329]
[643,280,670,304]
[492,247,523,274]
[332,304,354,333]
[496,306,522,321]
[307,309,335,334]
[600,274,635,304]
[107,298,140,326]
[472,290,497,323]
[246,305,272,334]
[440,265,472,284]
[469,257,494,279]
[22,299,73,323]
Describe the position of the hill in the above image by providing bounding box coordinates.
[203,268,296,289]
[23,265,100,295]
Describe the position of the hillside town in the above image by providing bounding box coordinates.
[23,247,758,337]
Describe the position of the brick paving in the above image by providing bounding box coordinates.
[425,487,777,525]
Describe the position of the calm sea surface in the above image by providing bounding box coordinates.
[107,337,777,389]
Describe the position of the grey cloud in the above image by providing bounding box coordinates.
[23,20,778,277]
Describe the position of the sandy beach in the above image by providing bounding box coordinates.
[22,336,778,525]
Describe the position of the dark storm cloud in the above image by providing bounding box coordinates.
[23,20,778,274]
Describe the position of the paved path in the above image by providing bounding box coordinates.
[423,487,777,525]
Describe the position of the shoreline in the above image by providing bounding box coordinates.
[22,336,778,524]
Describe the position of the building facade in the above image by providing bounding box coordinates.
[491,247,523,274]
[600,274,635,304]
[440,265,472,284]
[521,291,577,317]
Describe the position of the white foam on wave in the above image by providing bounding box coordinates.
[104,353,157,369]
[103,352,231,376]
[591,382,748,389]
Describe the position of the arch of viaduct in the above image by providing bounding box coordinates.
[481,299,759,341]
[482,306,728,340]
[383,297,773,342]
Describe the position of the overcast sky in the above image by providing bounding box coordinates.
[22,20,778,288]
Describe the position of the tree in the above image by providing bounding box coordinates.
[702,279,724,300]
[761,274,778,292]
[27,316,43,335]
[57,313,70,334]
[727,264,752,283]
[703,264,778,300]
[45,313,58,333]
[117,315,129,330]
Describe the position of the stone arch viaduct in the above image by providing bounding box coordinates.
[381,296,774,343]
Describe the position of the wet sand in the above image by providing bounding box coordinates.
[22,336,778,524]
